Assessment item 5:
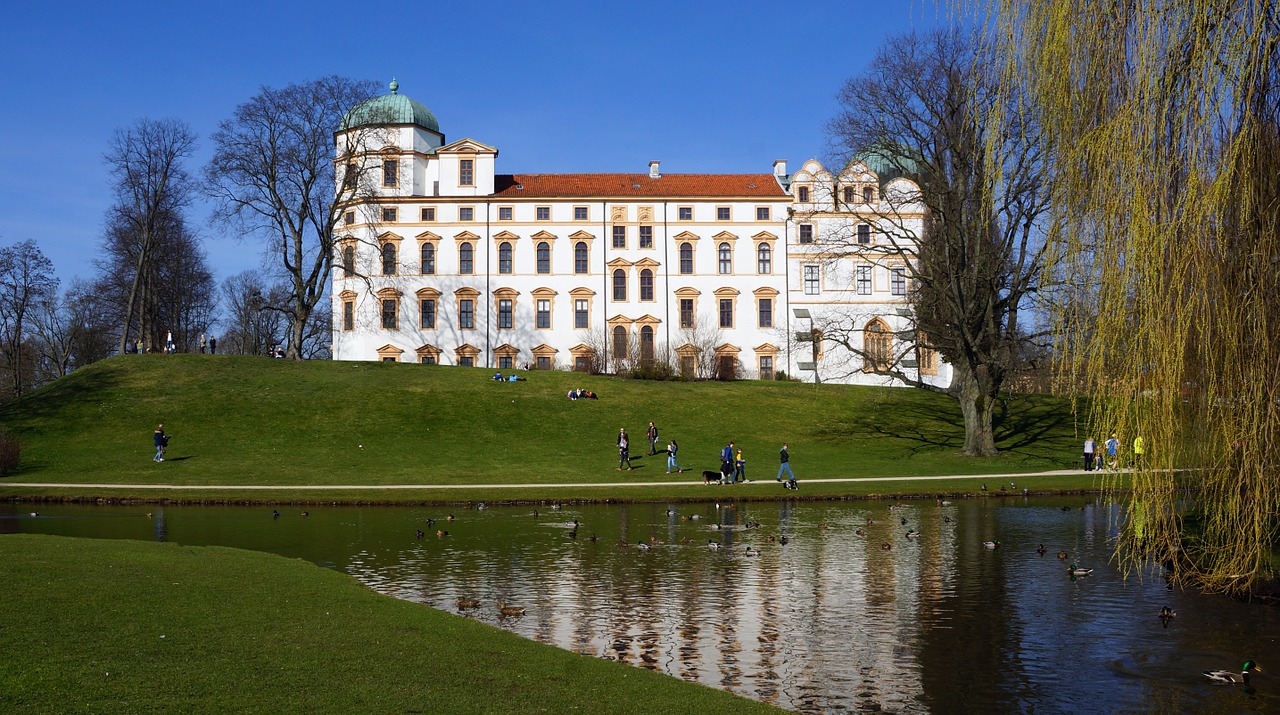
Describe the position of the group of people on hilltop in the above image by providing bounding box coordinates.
[1082,433,1144,471]
[125,333,218,354]
[615,422,798,489]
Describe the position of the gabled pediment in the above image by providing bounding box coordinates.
[375,343,404,354]
[530,230,558,240]
[492,230,520,240]
[438,138,498,154]
[568,230,596,240]
[453,230,480,241]
[633,257,660,269]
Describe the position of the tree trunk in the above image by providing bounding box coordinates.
[954,362,1000,456]
[286,302,310,360]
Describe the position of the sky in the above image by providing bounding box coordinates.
[0,0,944,289]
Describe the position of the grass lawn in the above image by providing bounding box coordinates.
[0,533,781,714]
[0,355,1092,502]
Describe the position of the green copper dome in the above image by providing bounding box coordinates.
[340,79,440,133]
[853,144,920,186]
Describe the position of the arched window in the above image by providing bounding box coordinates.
[640,325,654,365]
[612,269,627,301]
[498,242,513,274]
[459,243,473,274]
[612,325,628,360]
[639,269,653,301]
[863,186,876,203]
[865,319,892,372]
[679,242,693,275]
[757,243,771,274]
[537,242,551,274]
[574,241,588,274]
[378,240,394,273]
[420,244,435,275]
[718,242,732,274]
[342,245,355,277]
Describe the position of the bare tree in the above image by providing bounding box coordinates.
[205,76,380,359]
[219,270,287,356]
[0,239,58,398]
[30,279,116,380]
[825,29,1053,456]
[103,119,198,355]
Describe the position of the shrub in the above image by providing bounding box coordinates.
[0,433,19,477]
[623,362,679,381]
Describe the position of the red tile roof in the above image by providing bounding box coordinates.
[492,173,787,198]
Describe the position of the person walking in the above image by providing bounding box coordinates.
[616,428,632,471]
[1083,437,1096,471]
[720,441,735,484]
[647,421,659,455]
[209,335,217,354]
[1133,434,1145,468]
[199,334,207,354]
[666,438,682,474]
[1104,433,1120,470]
[153,424,168,463]
[777,442,796,488]
[734,447,747,483]
[165,330,175,354]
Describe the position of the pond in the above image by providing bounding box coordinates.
[5,496,1277,713]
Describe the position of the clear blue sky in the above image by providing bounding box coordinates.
[0,0,943,287]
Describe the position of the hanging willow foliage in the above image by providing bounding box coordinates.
[973,1,1280,594]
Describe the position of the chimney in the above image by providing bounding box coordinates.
[773,160,787,177]
[649,160,661,178]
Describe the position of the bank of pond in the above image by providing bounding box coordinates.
[5,495,1277,713]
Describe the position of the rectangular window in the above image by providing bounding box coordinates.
[857,224,871,244]
[498,356,513,369]
[458,207,474,222]
[759,356,774,380]
[421,207,436,222]
[680,298,694,328]
[420,299,436,329]
[799,224,814,243]
[536,299,551,329]
[537,356,552,370]
[803,265,820,295]
[343,163,357,189]
[574,206,588,221]
[716,206,730,221]
[498,206,513,221]
[536,206,551,221]
[612,225,626,249]
[421,355,436,365]
[381,299,397,329]
[678,206,693,221]
[719,299,733,328]
[459,159,474,186]
[756,206,770,221]
[382,207,397,222]
[342,301,354,331]
[459,248,473,274]
[498,299,513,329]
[891,267,907,296]
[639,225,653,248]
[574,299,588,329]
[344,210,355,225]
[459,299,474,329]
[758,298,773,328]
[459,356,474,367]
[383,159,398,188]
[797,186,809,202]
[857,265,872,295]
[843,187,855,204]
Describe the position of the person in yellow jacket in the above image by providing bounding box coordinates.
[733,448,747,483]
[1133,434,1145,468]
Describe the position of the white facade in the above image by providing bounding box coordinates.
[331,86,950,388]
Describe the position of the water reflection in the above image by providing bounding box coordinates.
[5,498,1278,713]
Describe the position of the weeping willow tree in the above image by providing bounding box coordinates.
[975,1,1280,594]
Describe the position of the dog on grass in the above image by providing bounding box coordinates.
[702,470,722,485]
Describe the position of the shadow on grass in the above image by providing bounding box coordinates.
[0,362,121,426]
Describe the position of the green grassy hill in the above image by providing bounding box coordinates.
[0,355,1081,497]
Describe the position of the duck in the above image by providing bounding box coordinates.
[456,597,480,609]
[779,536,789,546]
[900,517,909,526]
[589,534,598,543]
[496,600,526,617]
[446,514,455,522]
[905,529,921,541]
[666,508,676,516]
[272,510,280,519]
[476,502,488,510]
[881,542,892,551]
[550,503,562,510]
[708,541,722,550]
[939,499,952,506]
[819,522,830,530]
[532,510,539,518]
[425,518,436,526]
[1057,551,1069,560]
[1159,606,1176,619]
[710,523,722,530]
[745,546,761,556]
[436,530,448,538]
[1036,544,1046,556]
[855,528,866,537]
[1067,564,1093,576]
[636,541,652,550]
[1203,661,1260,684]
[300,511,309,517]
[415,530,424,539]
[943,516,953,523]
[983,540,1000,549]
[690,514,703,520]
[568,530,577,540]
